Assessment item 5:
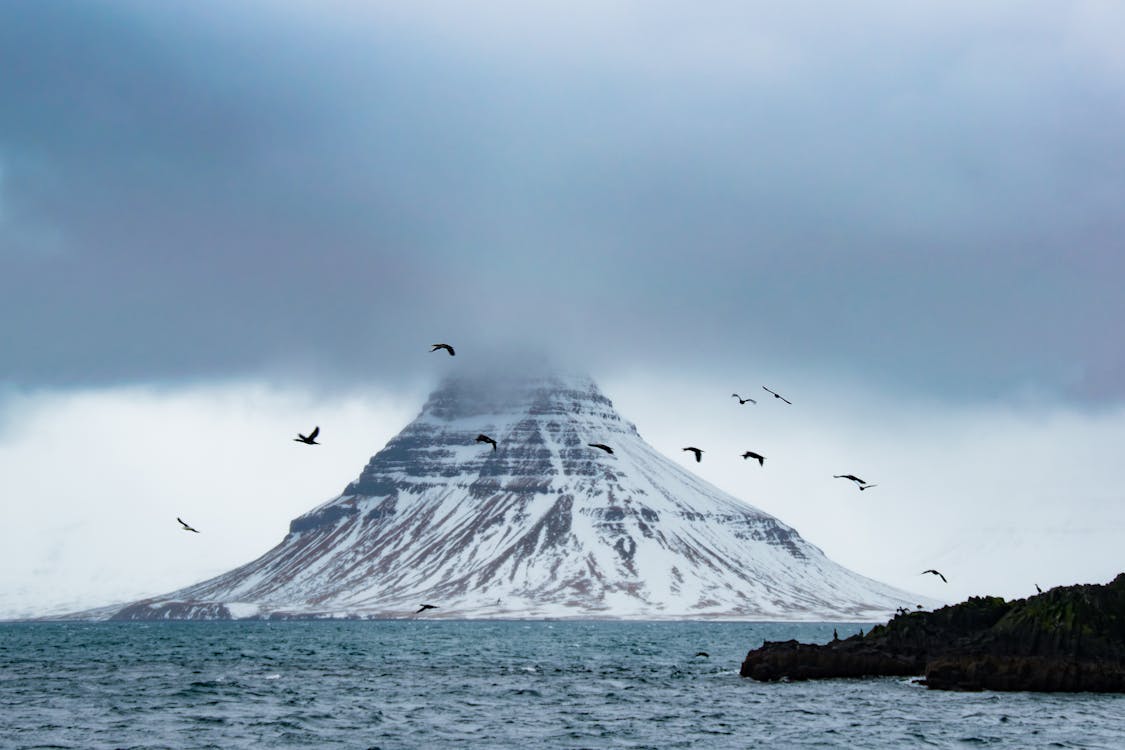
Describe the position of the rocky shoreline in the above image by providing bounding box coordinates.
[741,573,1125,692]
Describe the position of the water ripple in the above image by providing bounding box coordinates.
[2,621,1124,748]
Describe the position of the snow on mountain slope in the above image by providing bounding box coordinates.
[104,375,927,620]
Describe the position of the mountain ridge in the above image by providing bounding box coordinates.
[76,374,928,621]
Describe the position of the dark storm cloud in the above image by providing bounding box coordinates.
[2,1,1123,400]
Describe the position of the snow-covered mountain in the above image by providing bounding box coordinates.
[105,375,924,620]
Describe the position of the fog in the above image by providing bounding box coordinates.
[2,374,1121,618]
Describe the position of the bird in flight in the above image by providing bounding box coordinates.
[857,483,878,491]
[741,451,765,466]
[177,517,200,533]
[475,434,497,450]
[431,343,455,356]
[731,393,756,405]
[294,426,320,445]
[834,474,867,486]
[416,604,438,614]
[683,447,703,463]
[921,569,947,583]
[1035,584,1043,594]
[762,386,792,405]
[588,443,614,454]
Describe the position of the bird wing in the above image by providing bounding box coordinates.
[308,426,319,440]
[177,517,188,528]
[780,395,792,404]
[939,572,947,583]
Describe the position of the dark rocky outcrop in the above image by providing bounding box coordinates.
[741,573,1125,692]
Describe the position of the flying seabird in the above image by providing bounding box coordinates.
[731,393,756,405]
[416,604,438,614]
[1035,584,1043,594]
[762,386,792,405]
[588,443,614,454]
[694,651,709,658]
[177,517,200,533]
[430,343,455,356]
[475,434,498,451]
[741,451,765,466]
[921,569,948,583]
[683,447,703,463]
[294,426,320,445]
[833,474,866,486]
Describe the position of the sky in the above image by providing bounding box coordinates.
[2,1,1124,618]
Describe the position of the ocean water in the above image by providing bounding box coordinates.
[2,621,1123,749]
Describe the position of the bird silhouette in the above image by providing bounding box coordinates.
[921,569,948,583]
[857,483,878,491]
[177,517,200,533]
[762,386,792,405]
[1036,584,1043,594]
[475,434,497,451]
[834,474,866,486]
[430,343,455,356]
[694,651,709,658]
[416,604,438,614]
[683,447,703,463]
[294,426,320,445]
[731,393,756,405]
[588,443,614,454]
[741,451,765,466]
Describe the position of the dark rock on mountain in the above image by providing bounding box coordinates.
[741,573,1125,692]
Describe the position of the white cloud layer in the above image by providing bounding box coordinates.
[2,375,1122,619]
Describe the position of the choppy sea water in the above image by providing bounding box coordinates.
[2,621,1123,749]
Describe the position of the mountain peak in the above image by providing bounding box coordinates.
[104,375,927,621]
